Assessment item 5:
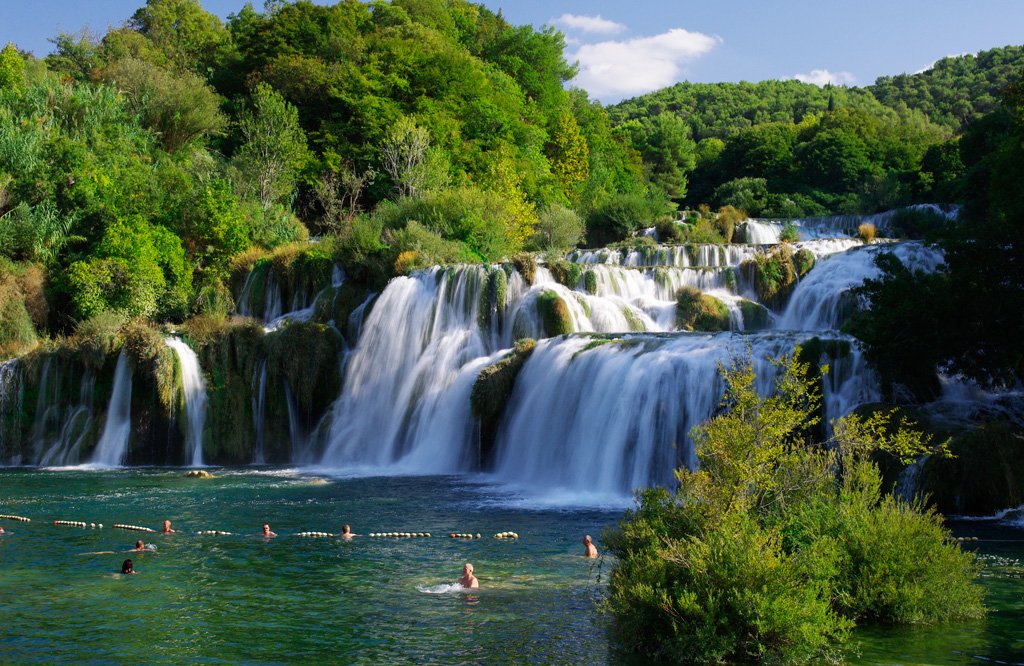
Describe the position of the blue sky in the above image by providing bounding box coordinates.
[3,0,1023,102]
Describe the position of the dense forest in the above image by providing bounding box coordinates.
[0,0,1022,358]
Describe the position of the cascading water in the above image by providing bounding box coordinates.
[252,359,268,464]
[166,338,208,467]
[89,350,134,467]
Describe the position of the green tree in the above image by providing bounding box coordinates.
[0,43,26,93]
[547,107,589,198]
[128,0,231,73]
[233,82,310,210]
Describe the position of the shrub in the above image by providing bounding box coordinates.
[715,205,746,243]
[741,244,797,308]
[547,259,582,288]
[511,252,536,285]
[675,287,730,331]
[0,270,37,359]
[583,270,598,295]
[529,204,584,251]
[605,355,984,665]
[654,219,682,243]
[794,247,816,277]
[780,221,800,243]
[586,192,665,247]
[858,222,877,244]
[680,218,726,244]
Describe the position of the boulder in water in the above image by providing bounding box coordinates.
[184,469,215,478]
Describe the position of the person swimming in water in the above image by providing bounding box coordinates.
[583,534,598,558]
[338,524,357,539]
[260,523,277,538]
[132,540,146,552]
[161,520,175,534]
[459,563,479,589]
[120,559,137,574]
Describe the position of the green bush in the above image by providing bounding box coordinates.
[741,244,797,308]
[889,206,948,240]
[780,221,800,242]
[675,287,730,331]
[583,270,598,295]
[529,204,584,251]
[605,355,984,665]
[547,259,582,288]
[586,192,666,247]
[715,205,746,243]
[793,247,816,277]
[511,252,536,285]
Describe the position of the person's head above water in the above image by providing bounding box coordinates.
[121,559,135,574]
[261,523,276,537]
[162,520,174,533]
[135,540,144,550]
[342,524,351,534]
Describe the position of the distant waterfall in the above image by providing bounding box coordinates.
[166,338,208,467]
[90,350,133,467]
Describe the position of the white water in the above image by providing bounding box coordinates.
[490,332,874,498]
[252,359,268,464]
[264,265,345,332]
[779,241,945,331]
[166,338,208,467]
[89,350,134,467]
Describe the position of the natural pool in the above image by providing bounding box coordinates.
[0,469,1021,664]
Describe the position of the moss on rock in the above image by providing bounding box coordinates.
[922,421,1024,515]
[740,244,798,309]
[548,259,582,288]
[676,287,730,332]
[738,299,771,331]
[511,252,536,285]
[793,248,816,277]
[470,338,536,468]
[477,267,507,330]
[583,269,598,295]
[537,290,573,337]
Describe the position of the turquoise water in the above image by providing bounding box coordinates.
[1,469,1022,664]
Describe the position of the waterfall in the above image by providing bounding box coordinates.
[29,358,97,467]
[779,241,945,331]
[264,264,345,332]
[252,358,268,464]
[490,332,871,499]
[90,350,134,467]
[166,338,208,467]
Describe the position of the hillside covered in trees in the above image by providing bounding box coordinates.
[0,0,1021,391]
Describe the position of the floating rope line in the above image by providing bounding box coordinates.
[494,532,519,539]
[53,520,87,527]
[0,514,30,522]
[196,530,233,536]
[449,533,480,539]
[113,524,156,533]
[369,532,430,538]
[295,532,334,537]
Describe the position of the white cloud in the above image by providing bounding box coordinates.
[551,13,626,35]
[570,29,721,101]
[792,69,857,87]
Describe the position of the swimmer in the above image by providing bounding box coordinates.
[132,540,146,552]
[0,526,5,534]
[459,563,479,589]
[161,520,176,534]
[120,559,137,574]
[338,524,357,539]
[260,523,277,538]
[583,534,598,559]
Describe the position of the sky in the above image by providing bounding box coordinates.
[3,0,1023,103]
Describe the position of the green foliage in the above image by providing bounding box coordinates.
[605,355,984,664]
[63,216,191,321]
[536,289,572,337]
[714,204,745,243]
[528,203,584,251]
[586,192,668,247]
[793,247,815,277]
[0,201,78,264]
[675,287,729,332]
[183,179,249,273]
[103,58,225,152]
[548,107,589,198]
[0,44,26,93]
[233,82,310,210]
[511,252,536,285]
[741,244,797,309]
[0,265,38,359]
[583,269,598,295]
[738,299,770,331]
[888,206,949,240]
[780,221,800,243]
[547,259,582,289]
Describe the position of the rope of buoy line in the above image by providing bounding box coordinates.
[368,532,430,537]
[53,520,88,527]
[196,530,233,535]
[494,532,519,539]
[113,524,156,533]
[295,532,334,537]
[449,533,480,539]
[0,514,31,522]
